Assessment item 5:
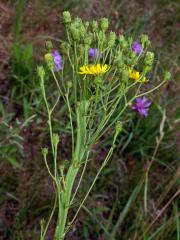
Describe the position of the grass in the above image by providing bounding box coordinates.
[0,0,179,239]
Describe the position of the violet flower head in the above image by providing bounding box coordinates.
[132,41,143,55]
[52,50,62,71]
[132,96,151,117]
[88,48,101,59]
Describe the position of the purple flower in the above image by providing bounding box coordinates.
[132,97,151,117]
[88,48,101,59]
[52,50,62,71]
[132,41,143,55]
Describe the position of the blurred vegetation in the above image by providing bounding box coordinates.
[0,0,179,239]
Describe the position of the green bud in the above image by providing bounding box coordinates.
[42,147,48,157]
[92,20,98,32]
[118,35,128,49]
[144,65,151,74]
[45,41,53,51]
[40,219,45,227]
[114,51,124,68]
[62,11,71,24]
[101,18,109,31]
[70,27,80,42]
[99,30,106,43]
[108,31,116,47]
[60,42,70,55]
[122,69,129,83]
[44,53,54,70]
[84,33,93,45]
[52,133,60,146]
[128,37,133,45]
[129,52,138,65]
[144,51,154,66]
[164,71,171,81]
[67,81,72,89]
[140,34,150,47]
[78,44,84,56]
[115,121,123,134]
[37,66,45,81]
[84,21,90,30]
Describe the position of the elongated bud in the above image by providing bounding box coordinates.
[101,18,109,31]
[62,11,71,24]
[108,31,116,47]
[115,121,123,134]
[129,52,138,65]
[118,35,128,49]
[84,21,89,30]
[144,51,154,66]
[70,26,80,42]
[60,42,70,55]
[52,133,60,146]
[84,33,93,45]
[45,41,53,51]
[44,53,54,70]
[164,71,171,81]
[37,66,45,81]
[128,37,133,45]
[92,20,98,32]
[78,44,84,56]
[140,34,150,47]
[122,69,129,83]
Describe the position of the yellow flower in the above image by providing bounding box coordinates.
[79,64,110,75]
[129,69,148,83]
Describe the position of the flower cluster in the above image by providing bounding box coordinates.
[40,11,170,121]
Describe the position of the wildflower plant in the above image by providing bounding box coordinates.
[37,11,170,240]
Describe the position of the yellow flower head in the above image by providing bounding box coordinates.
[129,69,148,83]
[79,64,110,75]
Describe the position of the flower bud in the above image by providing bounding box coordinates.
[52,133,60,146]
[140,34,150,47]
[164,71,171,81]
[60,42,70,55]
[114,51,124,68]
[128,37,133,45]
[44,53,54,70]
[115,121,123,134]
[78,44,84,56]
[42,147,48,157]
[108,31,116,47]
[62,11,71,24]
[92,20,98,32]
[101,18,109,31]
[99,31,106,43]
[67,81,72,89]
[84,33,93,45]
[45,41,53,51]
[70,27,80,42]
[144,51,154,66]
[37,66,45,81]
[118,35,128,49]
[84,21,89,30]
[122,69,129,83]
[129,52,138,65]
